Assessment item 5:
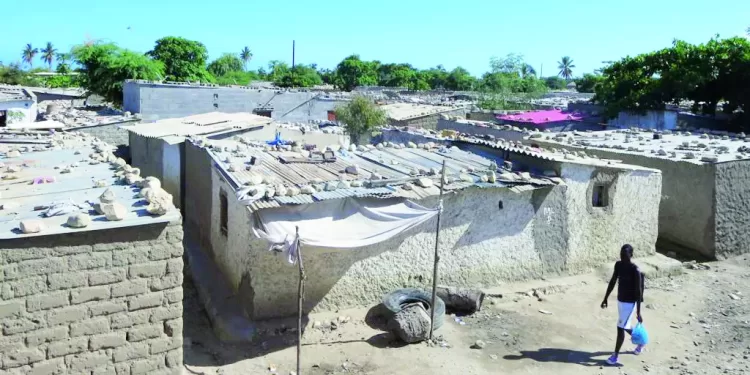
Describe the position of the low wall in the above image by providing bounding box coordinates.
[0,220,184,375]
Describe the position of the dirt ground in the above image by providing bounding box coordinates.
[182,255,750,375]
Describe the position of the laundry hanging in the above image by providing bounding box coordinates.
[253,197,440,264]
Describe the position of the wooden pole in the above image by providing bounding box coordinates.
[295,226,305,375]
[428,160,447,340]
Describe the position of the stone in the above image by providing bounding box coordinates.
[300,185,316,194]
[143,176,161,190]
[7,150,21,158]
[701,156,719,163]
[100,188,116,204]
[369,173,382,181]
[407,142,417,149]
[345,165,359,175]
[67,213,91,228]
[350,180,363,188]
[20,219,45,234]
[324,182,338,191]
[337,180,351,189]
[101,202,127,221]
[471,340,486,349]
[388,303,431,344]
[287,187,300,196]
[146,194,173,216]
[94,179,109,188]
[487,171,497,183]
[459,174,473,182]
[348,144,357,152]
[275,184,287,197]
[415,178,433,188]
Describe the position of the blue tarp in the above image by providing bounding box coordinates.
[266,132,290,146]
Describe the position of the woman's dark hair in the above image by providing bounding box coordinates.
[620,244,634,262]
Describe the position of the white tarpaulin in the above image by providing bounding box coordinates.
[253,198,440,264]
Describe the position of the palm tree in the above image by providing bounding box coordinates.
[22,44,39,68]
[240,46,253,71]
[520,64,536,78]
[557,56,575,81]
[41,42,57,69]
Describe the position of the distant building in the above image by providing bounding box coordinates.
[495,109,604,132]
[381,102,468,129]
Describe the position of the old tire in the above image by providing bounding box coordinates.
[382,288,445,330]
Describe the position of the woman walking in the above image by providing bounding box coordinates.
[600,244,645,366]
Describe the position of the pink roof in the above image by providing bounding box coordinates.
[497,109,586,124]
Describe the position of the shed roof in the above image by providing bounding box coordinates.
[497,109,588,124]
[121,112,273,140]
[0,133,179,239]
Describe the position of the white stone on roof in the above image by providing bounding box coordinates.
[0,132,179,239]
[531,129,750,164]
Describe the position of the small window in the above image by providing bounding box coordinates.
[592,185,607,207]
[213,93,219,99]
[213,103,219,109]
[220,190,228,236]
[327,110,337,121]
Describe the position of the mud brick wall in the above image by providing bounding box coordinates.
[0,220,184,375]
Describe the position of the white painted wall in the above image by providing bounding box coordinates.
[1,99,35,126]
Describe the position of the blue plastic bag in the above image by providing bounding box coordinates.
[631,322,649,345]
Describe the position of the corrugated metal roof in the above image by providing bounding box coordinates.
[199,137,559,208]
[312,187,396,201]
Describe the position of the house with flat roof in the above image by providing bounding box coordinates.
[122,112,350,209]
[181,132,661,321]
[525,129,750,259]
[0,86,37,127]
[0,131,184,374]
[495,109,604,132]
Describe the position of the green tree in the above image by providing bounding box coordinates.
[334,96,387,143]
[56,53,72,74]
[421,65,449,89]
[557,56,575,80]
[22,44,39,68]
[41,42,57,69]
[574,73,603,93]
[0,63,29,85]
[490,53,525,74]
[207,53,244,77]
[275,65,323,88]
[520,64,536,78]
[317,68,336,84]
[445,67,475,90]
[377,63,416,87]
[544,76,567,90]
[267,60,290,82]
[213,70,259,86]
[240,46,253,71]
[73,42,165,106]
[334,55,378,91]
[146,36,211,82]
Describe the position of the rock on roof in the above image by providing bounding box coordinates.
[0,86,33,102]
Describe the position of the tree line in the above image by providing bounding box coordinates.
[2,36,585,106]
[591,36,750,130]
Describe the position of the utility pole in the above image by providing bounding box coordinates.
[292,40,296,88]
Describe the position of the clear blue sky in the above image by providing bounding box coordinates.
[1,0,748,77]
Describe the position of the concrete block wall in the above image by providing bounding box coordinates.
[389,108,466,130]
[123,82,346,123]
[0,221,184,375]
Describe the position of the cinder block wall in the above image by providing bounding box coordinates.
[0,221,184,375]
